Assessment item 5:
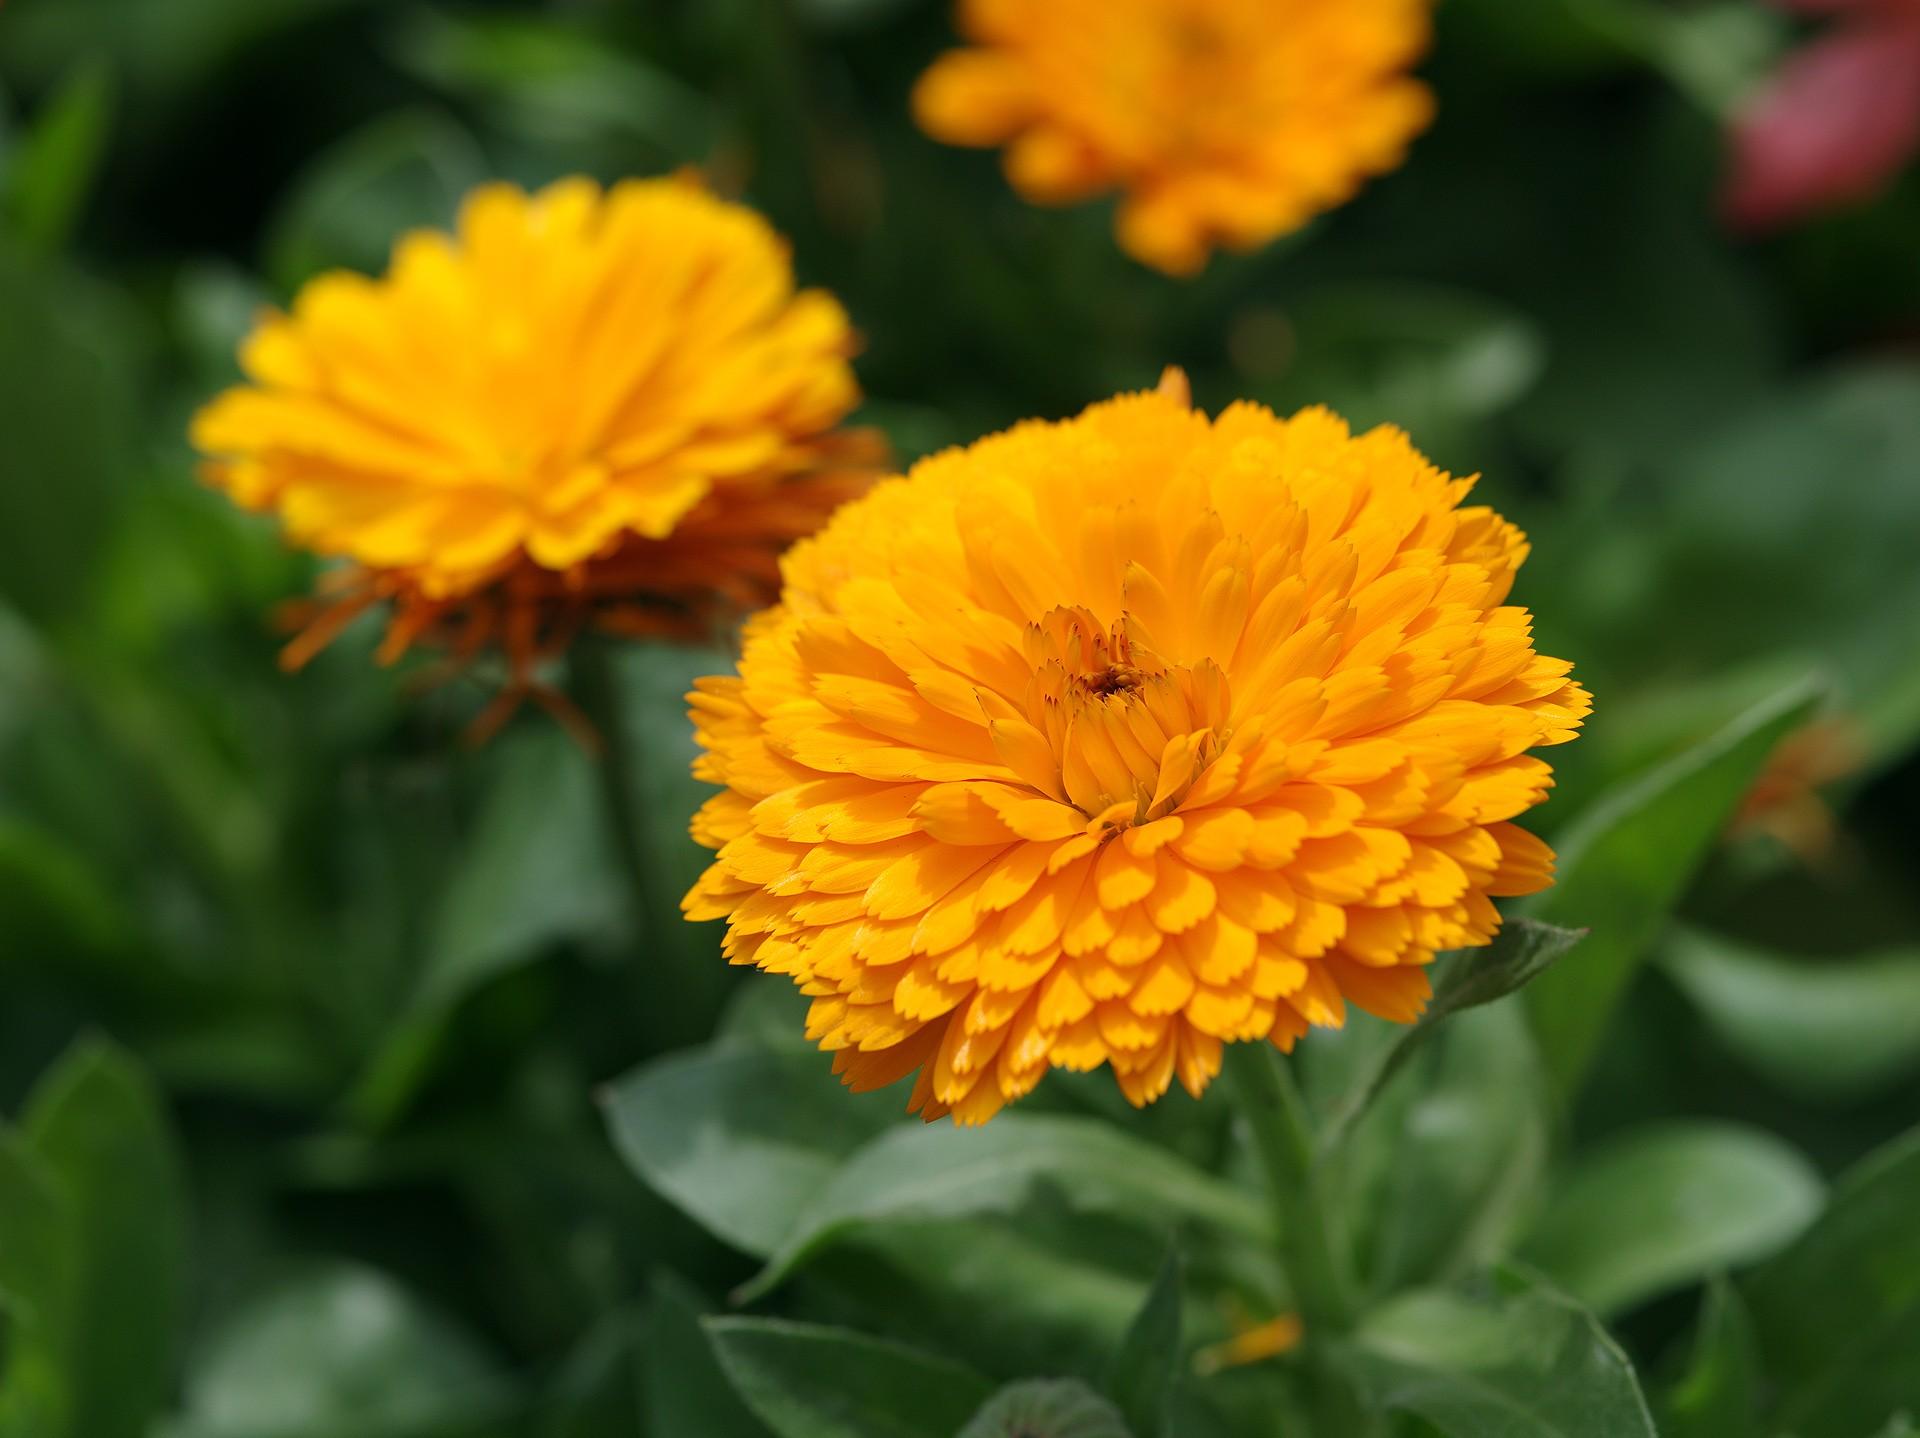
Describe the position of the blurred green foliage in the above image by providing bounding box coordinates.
[0,0,1917,1434]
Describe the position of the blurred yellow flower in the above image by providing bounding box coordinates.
[913,0,1435,275]
[193,175,882,703]
[1195,1311,1305,1374]
[685,371,1588,1124]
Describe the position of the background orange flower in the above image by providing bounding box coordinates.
[914,0,1434,273]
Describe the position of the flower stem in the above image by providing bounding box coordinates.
[1223,1040,1352,1332]
[568,638,666,935]
[1222,1040,1373,1435]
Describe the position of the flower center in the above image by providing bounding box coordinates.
[1015,606,1231,824]
[1080,663,1144,699]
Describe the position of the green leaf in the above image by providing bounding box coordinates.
[640,1275,768,1438]
[1526,676,1825,1103]
[1522,1122,1822,1316]
[172,1264,512,1438]
[1342,1268,1659,1438]
[1356,1004,1553,1295]
[716,976,814,1052]
[418,730,626,1010]
[833,1211,1162,1381]
[705,1318,993,1438]
[0,250,141,626]
[1663,928,1920,1104]
[1324,919,1586,1142]
[738,1114,1268,1302]
[392,11,716,154]
[959,1380,1135,1438]
[353,710,668,1127]
[1104,1245,1181,1438]
[264,107,484,288]
[603,1045,900,1258]
[3,59,113,256]
[1661,1278,1760,1438]
[346,725,629,1128]
[16,1038,186,1438]
[0,1135,75,1438]
[0,1134,70,1337]
[1745,1126,1920,1437]
[1423,921,1591,1022]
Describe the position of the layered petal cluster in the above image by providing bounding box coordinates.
[192,175,882,683]
[913,0,1435,274]
[686,373,1589,1124]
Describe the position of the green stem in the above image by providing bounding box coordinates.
[568,639,666,935]
[1223,1042,1375,1437]
[1223,1041,1353,1334]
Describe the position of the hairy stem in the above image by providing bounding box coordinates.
[1223,1040,1375,1436]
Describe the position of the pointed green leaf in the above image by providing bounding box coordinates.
[641,1276,768,1438]
[1527,677,1824,1103]
[1662,1279,1760,1438]
[1745,1126,1920,1437]
[603,1045,900,1259]
[1357,1004,1553,1295]
[19,1039,186,1438]
[0,1132,71,1335]
[0,1134,75,1438]
[1342,1268,1659,1438]
[1522,1122,1822,1316]
[1324,919,1586,1143]
[1104,1244,1181,1438]
[705,1318,993,1438]
[418,729,627,1011]
[1663,928,1920,1104]
[823,1208,1165,1381]
[4,59,113,255]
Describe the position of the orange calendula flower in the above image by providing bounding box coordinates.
[192,175,882,709]
[685,371,1589,1124]
[912,0,1435,275]
[1195,1311,1305,1374]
